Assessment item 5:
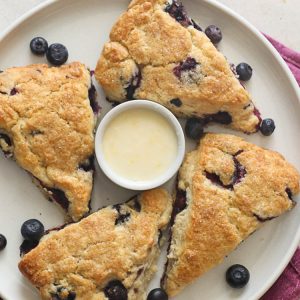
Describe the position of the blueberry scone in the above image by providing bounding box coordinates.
[95,0,261,133]
[19,188,172,300]
[162,133,300,296]
[0,62,97,221]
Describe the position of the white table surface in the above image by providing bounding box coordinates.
[0,0,299,51]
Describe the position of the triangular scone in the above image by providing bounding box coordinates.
[19,188,172,300]
[95,0,261,133]
[162,133,300,296]
[0,62,97,221]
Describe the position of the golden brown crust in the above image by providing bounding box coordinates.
[0,62,95,221]
[162,133,300,296]
[19,188,172,300]
[95,0,260,133]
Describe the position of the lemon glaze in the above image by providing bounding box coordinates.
[102,108,178,182]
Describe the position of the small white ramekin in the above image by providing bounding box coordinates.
[95,100,185,190]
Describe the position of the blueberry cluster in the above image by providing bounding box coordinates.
[181,20,276,138]
[185,112,232,140]
[104,280,128,300]
[30,37,68,66]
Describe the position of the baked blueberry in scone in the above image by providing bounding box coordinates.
[0,62,97,221]
[19,188,172,300]
[95,0,261,133]
[162,133,300,297]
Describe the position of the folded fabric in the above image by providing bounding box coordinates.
[264,34,300,86]
[262,248,300,300]
[262,34,300,300]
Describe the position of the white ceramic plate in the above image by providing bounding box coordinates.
[0,0,300,299]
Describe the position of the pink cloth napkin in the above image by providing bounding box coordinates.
[261,34,300,300]
[264,33,300,86]
[262,248,300,300]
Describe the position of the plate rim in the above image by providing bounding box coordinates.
[0,0,299,299]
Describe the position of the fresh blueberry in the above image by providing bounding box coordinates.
[232,156,247,185]
[132,198,141,212]
[209,111,232,125]
[88,85,100,114]
[165,1,191,28]
[0,234,7,251]
[185,118,205,140]
[174,190,187,214]
[19,239,39,256]
[67,292,76,300]
[173,57,198,79]
[171,189,187,223]
[260,118,275,136]
[205,25,222,44]
[30,37,48,55]
[226,264,250,288]
[125,71,142,100]
[21,219,44,241]
[236,63,253,81]
[115,212,131,226]
[78,156,94,172]
[48,188,69,210]
[10,88,18,96]
[104,280,128,300]
[0,133,12,146]
[286,188,293,200]
[170,98,182,107]
[46,43,68,66]
[147,288,168,300]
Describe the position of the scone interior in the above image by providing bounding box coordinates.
[0,62,97,221]
[95,0,261,133]
[19,188,172,300]
[162,133,300,296]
